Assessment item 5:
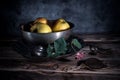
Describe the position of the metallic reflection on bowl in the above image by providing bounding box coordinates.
[21,22,74,45]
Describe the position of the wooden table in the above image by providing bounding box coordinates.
[0,34,120,80]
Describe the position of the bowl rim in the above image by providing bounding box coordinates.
[22,27,73,34]
[20,21,74,34]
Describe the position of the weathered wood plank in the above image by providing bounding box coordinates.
[0,34,120,76]
[0,67,120,75]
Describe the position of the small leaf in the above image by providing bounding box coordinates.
[71,39,82,49]
[54,38,67,55]
[47,44,53,57]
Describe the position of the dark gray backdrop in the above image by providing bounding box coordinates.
[0,0,119,37]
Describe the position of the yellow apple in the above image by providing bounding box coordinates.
[30,23,52,33]
[34,17,47,24]
[52,18,70,32]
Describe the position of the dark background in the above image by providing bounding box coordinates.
[0,0,120,37]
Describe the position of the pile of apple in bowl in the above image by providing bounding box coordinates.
[21,17,74,45]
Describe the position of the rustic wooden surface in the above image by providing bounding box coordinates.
[0,34,120,80]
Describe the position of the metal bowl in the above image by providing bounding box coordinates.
[21,21,74,45]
